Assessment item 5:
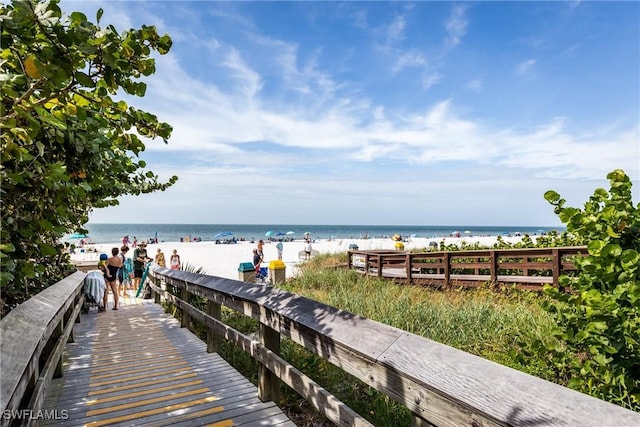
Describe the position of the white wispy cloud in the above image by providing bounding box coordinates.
[445,5,468,48]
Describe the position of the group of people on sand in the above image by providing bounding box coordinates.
[97,242,182,310]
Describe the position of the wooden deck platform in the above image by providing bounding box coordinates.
[40,297,294,427]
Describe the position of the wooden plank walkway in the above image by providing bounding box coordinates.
[41,295,295,427]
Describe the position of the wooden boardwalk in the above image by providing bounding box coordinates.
[40,296,294,427]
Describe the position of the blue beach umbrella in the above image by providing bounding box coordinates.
[68,232,89,239]
[265,231,274,237]
[214,232,233,238]
[275,232,285,236]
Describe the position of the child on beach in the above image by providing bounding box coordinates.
[170,249,181,270]
[117,245,132,297]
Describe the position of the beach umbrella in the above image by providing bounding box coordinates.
[68,232,89,239]
[214,232,233,238]
[265,231,273,237]
[303,231,310,236]
[286,231,295,235]
[464,230,471,235]
[275,232,285,236]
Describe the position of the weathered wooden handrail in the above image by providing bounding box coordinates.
[0,271,85,427]
[348,246,587,289]
[148,267,639,427]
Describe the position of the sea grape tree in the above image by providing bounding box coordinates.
[528,169,639,409]
[0,0,177,316]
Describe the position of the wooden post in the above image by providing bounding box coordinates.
[154,278,161,304]
[347,251,353,269]
[180,284,190,329]
[443,252,451,287]
[490,250,498,284]
[54,321,64,379]
[552,248,561,288]
[258,322,281,403]
[377,254,383,278]
[365,253,371,275]
[207,300,221,353]
[406,253,412,282]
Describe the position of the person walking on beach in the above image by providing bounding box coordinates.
[276,241,283,260]
[155,248,166,267]
[170,249,181,270]
[304,239,312,260]
[132,242,150,291]
[105,247,123,310]
[257,239,264,258]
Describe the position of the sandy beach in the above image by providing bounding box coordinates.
[71,235,531,281]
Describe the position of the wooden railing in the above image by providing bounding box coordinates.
[147,267,639,427]
[0,271,85,427]
[347,246,587,289]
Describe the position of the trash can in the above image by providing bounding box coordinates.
[395,242,405,251]
[348,244,359,251]
[238,262,256,283]
[268,260,286,286]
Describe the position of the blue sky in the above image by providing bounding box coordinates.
[65,1,639,226]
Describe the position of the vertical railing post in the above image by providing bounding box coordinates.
[522,255,530,277]
[348,251,353,269]
[258,316,281,403]
[207,299,221,353]
[154,276,162,304]
[365,253,370,275]
[552,248,561,288]
[377,254,383,278]
[490,250,498,284]
[444,252,451,287]
[54,321,64,379]
[406,253,413,282]
[180,283,191,329]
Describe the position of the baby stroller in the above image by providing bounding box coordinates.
[255,266,269,285]
[82,270,106,313]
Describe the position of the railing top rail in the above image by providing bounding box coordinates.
[0,271,86,412]
[150,268,638,426]
[350,246,587,257]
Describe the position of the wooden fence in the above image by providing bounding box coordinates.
[347,246,587,290]
[1,271,85,427]
[146,267,638,427]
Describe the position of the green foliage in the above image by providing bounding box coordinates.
[523,169,639,410]
[1,0,177,316]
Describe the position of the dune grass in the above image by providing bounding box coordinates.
[182,254,561,426]
[283,256,559,376]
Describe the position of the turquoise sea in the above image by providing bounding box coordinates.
[72,224,563,244]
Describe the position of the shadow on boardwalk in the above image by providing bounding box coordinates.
[42,297,294,426]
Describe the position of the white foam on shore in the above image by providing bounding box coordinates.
[71,235,530,280]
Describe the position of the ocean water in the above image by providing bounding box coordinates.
[69,224,563,244]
